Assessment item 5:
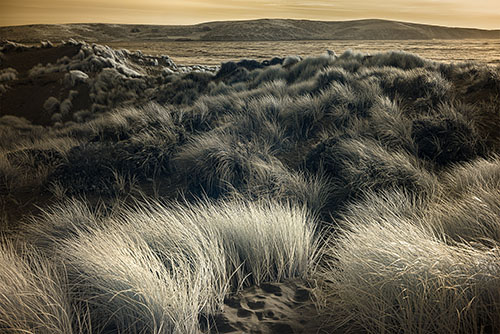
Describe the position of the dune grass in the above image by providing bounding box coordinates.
[19,198,318,333]
[1,43,500,333]
[317,190,500,334]
[427,156,500,245]
[0,240,76,334]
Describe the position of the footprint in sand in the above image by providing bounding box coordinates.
[208,281,317,334]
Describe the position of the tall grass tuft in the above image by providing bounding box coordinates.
[306,137,436,211]
[317,196,500,334]
[28,198,318,333]
[0,240,75,334]
[426,157,500,245]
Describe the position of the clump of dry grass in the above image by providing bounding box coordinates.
[24,198,318,333]
[317,192,500,334]
[426,156,500,245]
[0,240,76,334]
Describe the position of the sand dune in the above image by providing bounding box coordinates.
[0,40,217,125]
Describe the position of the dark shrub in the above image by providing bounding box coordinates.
[411,117,482,166]
[222,67,250,84]
[269,57,284,66]
[287,55,334,83]
[49,142,169,195]
[215,61,238,79]
[316,67,350,89]
[236,59,263,71]
[366,51,427,70]
[154,72,213,105]
[306,136,435,211]
[382,69,451,113]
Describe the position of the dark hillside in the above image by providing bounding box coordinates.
[2,19,500,43]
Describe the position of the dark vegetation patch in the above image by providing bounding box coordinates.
[411,117,483,166]
[154,71,214,105]
[1,45,499,227]
[49,141,168,195]
[305,136,435,214]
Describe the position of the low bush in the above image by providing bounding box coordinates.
[411,116,482,166]
[306,137,436,211]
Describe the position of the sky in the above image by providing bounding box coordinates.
[1,0,500,29]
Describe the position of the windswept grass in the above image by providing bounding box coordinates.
[22,198,318,333]
[317,190,500,334]
[427,157,500,245]
[0,240,76,334]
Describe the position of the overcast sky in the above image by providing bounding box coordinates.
[2,0,500,29]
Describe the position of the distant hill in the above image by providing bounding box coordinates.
[1,19,500,43]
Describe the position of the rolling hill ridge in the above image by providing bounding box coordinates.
[1,19,500,43]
